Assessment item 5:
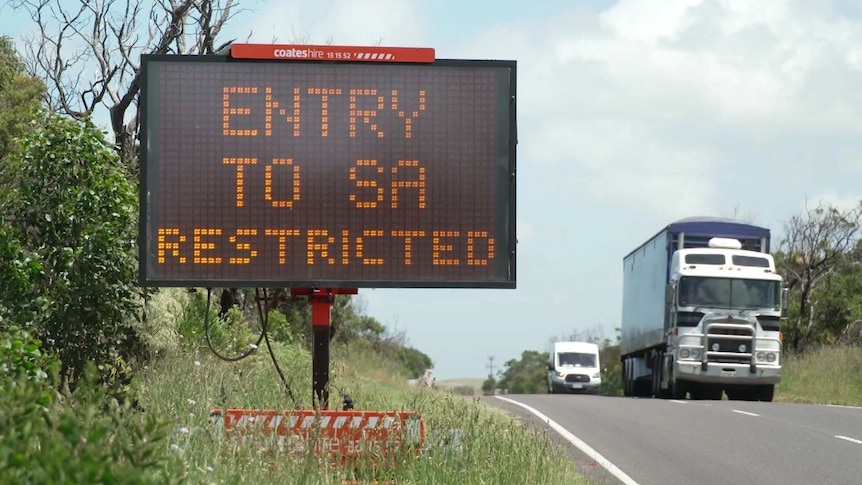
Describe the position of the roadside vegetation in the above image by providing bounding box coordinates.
[777,346,862,405]
[132,290,586,484]
[0,285,588,483]
[0,23,587,483]
[3,1,862,483]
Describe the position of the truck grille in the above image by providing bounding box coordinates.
[706,337,754,363]
[705,321,755,364]
[565,374,590,383]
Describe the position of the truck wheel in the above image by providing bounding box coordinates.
[758,385,775,402]
[623,359,632,397]
[671,379,688,399]
[634,380,652,397]
[652,352,668,398]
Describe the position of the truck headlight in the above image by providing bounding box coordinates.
[756,352,778,363]
[680,348,691,359]
[691,349,701,360]
[592,372,601,379]
[556,371,565,377]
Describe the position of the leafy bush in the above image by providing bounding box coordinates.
[176,289,253,354]
[264,308,294,344]
[0,329,174,483]
[138,288,186,357]
[0,325,57,405]
[0,364,174,484]
[3,114,142,385]
[481,376,497,395]
[0,223,44,326]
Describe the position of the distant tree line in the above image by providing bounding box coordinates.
[494,328,623,396]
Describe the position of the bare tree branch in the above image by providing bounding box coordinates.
[779,198,862,351]
[10,0,252,171]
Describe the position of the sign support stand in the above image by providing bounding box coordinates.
[291,287,358,409]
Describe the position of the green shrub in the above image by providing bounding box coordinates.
[0,223,44,327]
[264,308,293,344]
[139,288,187,357]
[3,114,142,385]
[0,329,174,483]
[0,364,174,484]
[0,325,58,405]
[177,290,253,354]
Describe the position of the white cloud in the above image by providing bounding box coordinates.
[242,0,426,46]
[535,120,718,218]
[449,0,862,220]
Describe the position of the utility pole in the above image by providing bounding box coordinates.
[486,355,495,377]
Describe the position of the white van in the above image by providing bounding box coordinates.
[547,341,602,394]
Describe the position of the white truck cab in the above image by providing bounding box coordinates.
[668,238,785,400]
[547,341,602,394]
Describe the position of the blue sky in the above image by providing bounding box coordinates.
[3,0,862,380]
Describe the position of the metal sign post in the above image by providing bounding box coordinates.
[290,287,357,409]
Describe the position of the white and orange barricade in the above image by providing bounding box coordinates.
[211,408,425,467]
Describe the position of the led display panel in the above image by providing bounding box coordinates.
[139,53,516,288]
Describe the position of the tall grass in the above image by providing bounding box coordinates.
[135,346,589,484]
[132,290,590,484]
[777,346,862,405]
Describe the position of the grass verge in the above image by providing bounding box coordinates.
[136,342,591,484]
[777,345,862,405]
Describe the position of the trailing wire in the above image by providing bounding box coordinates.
[203,287,300,409]
[255,287,300,409]
[204,287,264,362]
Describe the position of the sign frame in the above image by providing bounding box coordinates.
[138,51,517,289]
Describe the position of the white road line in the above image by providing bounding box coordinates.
[836,435,862,445]
[732,410,760,417]
[826,404,862,410]
[670,400,687,404]
[495,396,640,485]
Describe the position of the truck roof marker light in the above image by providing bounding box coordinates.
[708,237,743,249]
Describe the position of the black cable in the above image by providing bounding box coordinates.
[204,288,265,362]
[203,287,302,410]
[255,287,300,409]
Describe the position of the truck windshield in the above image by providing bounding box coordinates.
[678,277,780,310]
[557,352,596,367]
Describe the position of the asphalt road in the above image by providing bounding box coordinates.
[484,394,862,485]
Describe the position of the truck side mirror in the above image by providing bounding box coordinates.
[665,284,674,306]
[781,288,790,317]
[547,362,554,371]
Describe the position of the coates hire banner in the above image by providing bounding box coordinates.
[230,43,436,63]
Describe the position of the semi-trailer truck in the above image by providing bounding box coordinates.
[620,217,788,401]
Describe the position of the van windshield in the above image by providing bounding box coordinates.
[557,352,596,367]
